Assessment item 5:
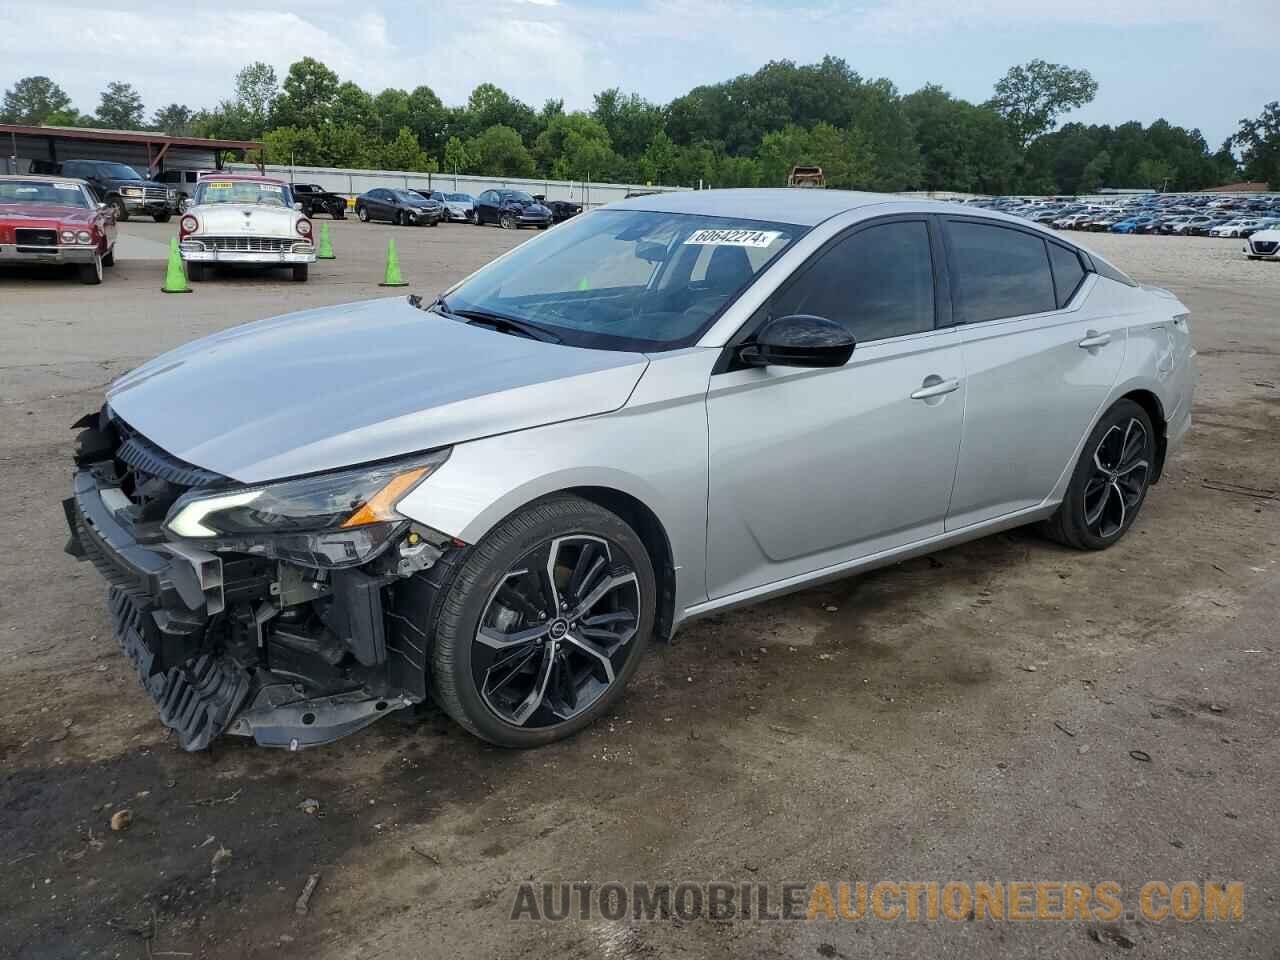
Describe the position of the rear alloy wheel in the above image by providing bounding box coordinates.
[357,205,369,222]
[78,252,103,285]
[422,495,655,747]
[1039,399,1155,550]
[500,212,516,230]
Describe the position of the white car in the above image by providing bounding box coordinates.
[1209,219,1254,238]
[178,175,316,282]
[1244,227,1280,260]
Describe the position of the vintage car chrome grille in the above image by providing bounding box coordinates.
[1251,240,1277,255]
[199,236,295,253]
[15,228,57,247]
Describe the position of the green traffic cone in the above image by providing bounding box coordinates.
[317,222,335,260]
[378,237,408,287]
[161,237,191,294]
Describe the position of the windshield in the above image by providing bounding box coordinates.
[0,180,90,207]
[502,191,536,204]
[441,209,804,352]
[194,180,291,207]
[396,190,428,203]
[446,193,472,202]
[98,163,143,180]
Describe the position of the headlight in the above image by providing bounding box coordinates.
[76,230,92,244]
[164,450,450,567]
[122,187,142,197]
[167,189,177,199]
[296,218,311,236]
[180,215,199,234]
[61,230,76,243]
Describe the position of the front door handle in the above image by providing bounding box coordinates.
[910,376,961,400]
[1078,330,1112,349]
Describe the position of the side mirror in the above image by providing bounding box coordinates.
[293,201,304,211]
[738,315,855,369]
[97,202,109,212]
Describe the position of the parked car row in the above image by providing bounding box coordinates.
[969,193,1280,240]
[350,187,581,230]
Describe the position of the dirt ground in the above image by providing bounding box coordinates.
[1,218,1277,959]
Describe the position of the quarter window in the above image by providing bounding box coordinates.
[1048,242,1086,308]
[946,221,1056,323]
[767,220,935,342]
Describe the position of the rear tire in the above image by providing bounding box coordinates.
[413,495,656,748]
[1038,399,1155,550]
[357,205,369,222]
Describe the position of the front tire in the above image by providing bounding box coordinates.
[77,252,103,285]
[357,205,369,222]
[500,212,516,230]
[418,495,656,747]
[187,262,205,282]
[1039,399,1155,550]
[102,247,115,267]
[292,264,309,282]
[110,198,128,222]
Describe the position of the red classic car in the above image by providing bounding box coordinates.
[0,175,118,284]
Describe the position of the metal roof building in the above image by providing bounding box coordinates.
[1,124,261,178]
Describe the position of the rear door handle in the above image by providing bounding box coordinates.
[1078,331,1112,349]
[910,377,961,400]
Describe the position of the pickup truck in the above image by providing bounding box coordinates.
[57,159,178,222]
[290,183,347,219]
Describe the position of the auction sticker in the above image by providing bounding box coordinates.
[684,228,780,247]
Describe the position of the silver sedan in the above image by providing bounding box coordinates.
[68,189,1197,750]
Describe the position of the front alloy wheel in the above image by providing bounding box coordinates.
[500,212,516,230]
[474,536,640,728]
[412,495,656,747]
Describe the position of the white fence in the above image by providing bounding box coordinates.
[224,162,689,209]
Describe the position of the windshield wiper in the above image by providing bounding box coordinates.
[432,300,561,344]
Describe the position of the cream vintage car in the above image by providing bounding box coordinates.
[178,175,316,282]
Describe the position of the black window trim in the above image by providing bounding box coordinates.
[718,213,948,369]
[939,215,1088,327]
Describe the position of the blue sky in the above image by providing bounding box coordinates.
[0,0,1272,148]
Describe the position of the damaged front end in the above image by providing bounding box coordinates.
[63,407,455,751]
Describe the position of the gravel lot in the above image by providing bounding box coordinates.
[1,219,1277,959]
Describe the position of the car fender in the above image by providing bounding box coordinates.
[1044,288,1191,504]
[396,348,718,617]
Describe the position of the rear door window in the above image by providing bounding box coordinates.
[1047,243,1087,308]
[945,221,1056,323]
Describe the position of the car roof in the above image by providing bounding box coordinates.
[199,174,286,185]
[0,173,89,187]
[609,188,1029,227]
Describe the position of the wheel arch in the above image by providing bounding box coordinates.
[563,485,678,642]
[1117,388,1168,482]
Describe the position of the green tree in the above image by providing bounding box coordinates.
[95,81,144,129]
[375,127,436,172]
[1234,102,1280,188]
[534,113,615,180]
[373,88,413,141]
[331,82,375,131]
[1,76,76,124]
[902,85,1017,193]
[757,123,872,189]
[990,60,1098,149]
[273,58,340,129]
[151,103,193,135]
[261,126,324,166]
[408,85,449,155]
[443,136,473,173]
[233,62,278,135]
[1079,150,1112,193]
[467,124,535,177]
[592,88,664,158]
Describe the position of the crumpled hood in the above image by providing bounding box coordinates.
[188,202,298,235]
[106,297,648,483]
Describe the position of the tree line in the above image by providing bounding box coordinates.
[3,58,1276,192]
